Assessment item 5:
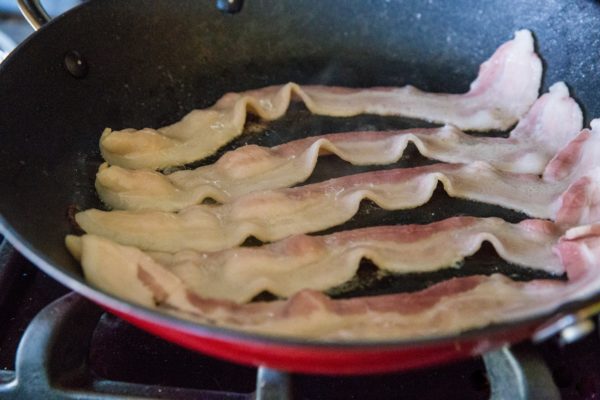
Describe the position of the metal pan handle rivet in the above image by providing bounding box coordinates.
[64,50,88,79]
[215,0,245,14]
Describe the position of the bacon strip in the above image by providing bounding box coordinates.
[76,122,600,252]
[65,223,600,340]
[67,217,562,304]
[96,83,581,211]
[99,30,542,170]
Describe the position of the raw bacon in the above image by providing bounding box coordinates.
[76,122,600,252]
[99,30,542,170]
[64,222,600,340]
[66,26,600,342]
[67,217,563,303]
[96,82,581,211]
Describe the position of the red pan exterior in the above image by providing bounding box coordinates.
[104,304,540,374]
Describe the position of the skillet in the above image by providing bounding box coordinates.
[2,0,600,374]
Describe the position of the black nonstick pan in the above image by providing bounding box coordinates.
[2,0,600,374]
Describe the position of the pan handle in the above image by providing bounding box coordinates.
[17,0,51,31]
[18,0,245,30]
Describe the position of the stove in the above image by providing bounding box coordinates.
[2,6,600,400]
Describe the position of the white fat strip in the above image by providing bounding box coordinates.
[76,124,600,253]
[96,82,581,212]
[64,223,600,341]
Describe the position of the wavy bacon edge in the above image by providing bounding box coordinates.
[76,122,600,253]
[96,82,582,212]
[67,217,563,303]
[65,219,600,341]
[99,30,542,170]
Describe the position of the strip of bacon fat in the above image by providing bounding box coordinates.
[64,223,600,340]
[66,218,562,303]
[99,30,542,170]
[76,121,600,252]
[96,82,581,211]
